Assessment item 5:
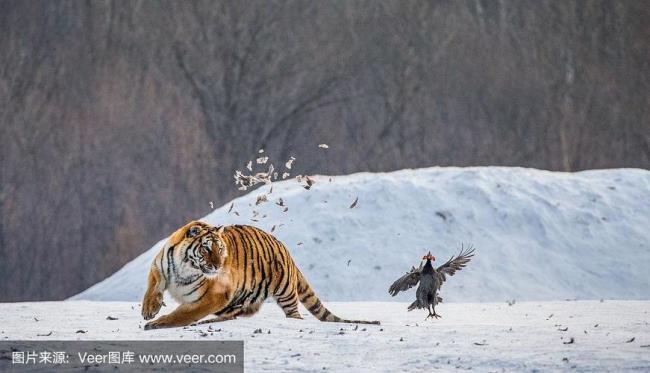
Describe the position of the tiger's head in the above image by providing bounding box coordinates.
[181,222,228,278]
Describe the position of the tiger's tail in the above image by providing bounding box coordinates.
[296,270,380,325]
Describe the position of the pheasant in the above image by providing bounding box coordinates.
[388,246,475,319]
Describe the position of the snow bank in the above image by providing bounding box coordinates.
[73,167,650,302]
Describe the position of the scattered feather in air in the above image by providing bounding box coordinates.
[625,337,635,343]
[251,219,259,222]
[258,149,264,153]
[106,316,118,320]
[304,176,315,190]
[297,242,303,246]
[256,156,269,164]
[234,164,274,190]
[209,201,214,209]
[276,198,285,207]
[246,161,253,171]
[234,211,240,216]
[318,144,329,149]
[347,259,351,266]
[273,172,278,180]
[255,195,268,206]
[37,331,53,337]
[296,175,315,190]
[285,157,295,169]
[282,172,290,179]
[563,337,575,344]
[349,197,358,209]
[283,207,288,213]
[228,203,234,213]
[271,225,276,232]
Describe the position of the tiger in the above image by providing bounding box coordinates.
[141,220,379,329]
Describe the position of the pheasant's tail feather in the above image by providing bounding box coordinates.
[407,298,441,310]
[297,270,380,325]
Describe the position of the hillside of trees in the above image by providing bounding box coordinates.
[1,1,648,301]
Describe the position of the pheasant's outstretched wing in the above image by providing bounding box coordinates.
[436,245,475,284]
[388,264,422,296]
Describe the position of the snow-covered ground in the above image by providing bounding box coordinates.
[1,300,648,372]
[74,167,650,303]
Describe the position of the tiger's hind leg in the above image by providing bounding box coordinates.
[197,309,242,325]
[239,302,263,318]
[197,303,263,325]
[276,292,303,320]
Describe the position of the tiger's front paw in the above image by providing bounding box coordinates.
[144,315,178,330]
[144,320,167,330]
[141,292,163,320]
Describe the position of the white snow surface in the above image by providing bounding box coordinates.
[1,300,649,372]
[73,167,650,303]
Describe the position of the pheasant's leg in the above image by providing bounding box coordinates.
[431,305,442,319]
[424,305,435,320]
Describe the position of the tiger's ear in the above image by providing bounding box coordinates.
[168,221,202,246]
[215,226,227,255]
[187,225,202,238]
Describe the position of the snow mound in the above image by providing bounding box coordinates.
[73,167,650,302]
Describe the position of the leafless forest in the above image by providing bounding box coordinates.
[1,1,648,301]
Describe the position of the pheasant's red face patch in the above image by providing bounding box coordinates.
[422,253,435,261]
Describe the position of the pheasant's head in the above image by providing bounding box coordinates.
[422,251,435,261]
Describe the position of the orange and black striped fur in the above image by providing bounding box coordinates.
[142,221,379,329]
